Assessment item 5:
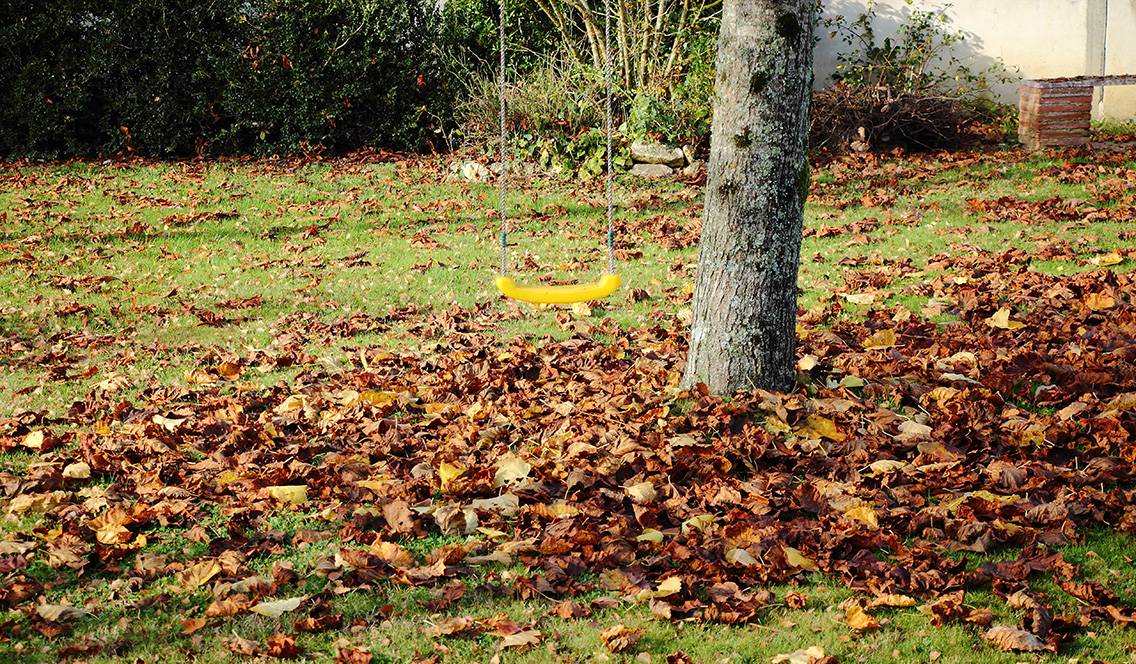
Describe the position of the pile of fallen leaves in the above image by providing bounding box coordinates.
[2,250,1136,658]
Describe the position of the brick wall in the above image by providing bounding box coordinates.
[1018,82,1093,150]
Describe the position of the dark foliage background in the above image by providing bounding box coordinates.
[0,0,453,157]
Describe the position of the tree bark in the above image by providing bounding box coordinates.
[681,0,815,394]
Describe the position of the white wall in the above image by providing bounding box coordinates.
[1102,0,1136,118]
[814,0,1136,120]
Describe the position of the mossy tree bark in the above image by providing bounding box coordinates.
[681,0,815,394]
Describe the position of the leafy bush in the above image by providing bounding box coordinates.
[627,33,716,148]
[812,1,1013,154]
[456,56,628,176]
[458,57,609,142]
[0,0,449,157]
[216,0,447,154]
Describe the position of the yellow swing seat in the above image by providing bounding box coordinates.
[496,273,621,304]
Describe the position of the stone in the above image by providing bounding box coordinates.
[630,141,685,167]
[630,163,674,178]
[682,160,703,177]
[681,145,696,165]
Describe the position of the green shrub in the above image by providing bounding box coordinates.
[215,0,447,154]
[457,57,610,142]
[627,33,716,148]
[0,0,449,157]
[456,56,628,178]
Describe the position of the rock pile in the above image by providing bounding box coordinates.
[629,141,701,177]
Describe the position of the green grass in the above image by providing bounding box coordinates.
[3,147,1136,662]
[5,148,1134,417]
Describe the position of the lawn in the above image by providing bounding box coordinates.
[1,140,1135,663]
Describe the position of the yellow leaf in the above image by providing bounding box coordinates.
[36,604,89,623]
[800,414,846,442]
[152,414,186,431]
[868,593,917,608]
[354,478,390,493]
[500,629,542,649]
[636,529,664,543]
[275,395,307,414]
[1090,251,1124,267]
[846,604,880,631]
[470,493,520,516]
[62,462,91,480]
[681,514,715,534]
[897,419,933,437]
[87,507,133,545]
[783,546,819,572]
[927,386,960,404]
[183,368,217,385]
[797,354,818,371]
[863,329,897,350]
[492,454,531,488]
[917,441,963,461]
[726,547,759,566]
[844,292,876,305]
[22,430,44,450]
[6,491,69,516]
[438,462,465,492]
[667,433,700,447]
[986,307,1025,330]
[843,505,879,529]
[359,390,398,407]
[771,646,826,664]
[250,595,306,618]
[654,576,682,598]
[764,416,792,435]
[1084,292,1116,310]
[216,362,242,380]
[864,459,908,476]
[266,485,308,505]
[1105,392,1136,413]
[570,302,592,317]
[545,501,580,518]
[369,540,415,568]
[177,559,222,592]
[983,625,1047,652]
[624,481,657,505]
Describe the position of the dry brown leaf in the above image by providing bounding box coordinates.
[1084,292,1116,310]
[863,328,897,349]
[499,629,541,649]
[181,617,207,634]
[176,559,222,593]
[985,307,1025,330]
[624,481,657,505]
[600,624,645,653]
[783,546,819,572]
[981,625,1047,652]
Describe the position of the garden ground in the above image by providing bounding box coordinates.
[1,136,1135,663]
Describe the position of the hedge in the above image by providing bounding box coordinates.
[0,0,450,157]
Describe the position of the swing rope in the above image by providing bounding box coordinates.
[496,0,617,281]
[497,0,509,276]
[603,0,615,274]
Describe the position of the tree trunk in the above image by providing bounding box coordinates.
[681,0,815,394]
